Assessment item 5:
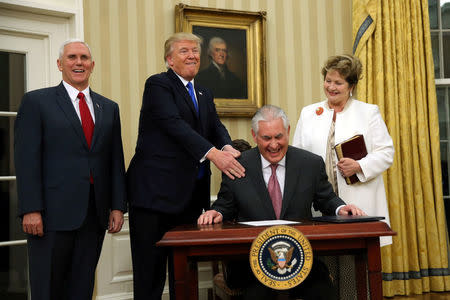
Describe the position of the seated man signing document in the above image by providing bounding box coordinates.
[198,105,366,300]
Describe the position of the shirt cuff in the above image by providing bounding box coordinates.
[336,205,346,215]
[201,147,215,163]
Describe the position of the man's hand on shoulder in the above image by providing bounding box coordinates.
[222,144,241,158]
[108,210,124,233]
[207,148,245,180]
[22,211,44,237]
[197,210,223,225]
[338,204,367,216]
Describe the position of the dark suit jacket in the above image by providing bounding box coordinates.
[212,146,345,221]
[196,63,247,99]
[15,82,127,231]
[127,68,232,214]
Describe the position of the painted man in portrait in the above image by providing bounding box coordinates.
[196,37,247,99]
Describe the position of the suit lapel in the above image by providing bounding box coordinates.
[90,90,102,149]
[247,149,277,219]
[55,83,89,149]
[280,147,301,218]
[167,69,199,118]
[195,86,207,133]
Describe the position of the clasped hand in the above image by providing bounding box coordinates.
[337,157,362,177]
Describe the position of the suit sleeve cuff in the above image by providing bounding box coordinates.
[200,147,215,163]
[336,205,345,215]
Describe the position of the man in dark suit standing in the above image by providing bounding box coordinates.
[14,39,127,300]
[126,32,245,299]
[198,105,365,300]
[196,36,247,99]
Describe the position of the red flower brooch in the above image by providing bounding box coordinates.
[315,107,324,115]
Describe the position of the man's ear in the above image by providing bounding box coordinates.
[251,129,257,143]
[166,56,173,67]
[57,59,62,71]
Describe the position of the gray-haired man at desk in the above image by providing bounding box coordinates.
[198,105,365,300]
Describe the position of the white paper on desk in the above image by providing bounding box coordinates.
[238,220,300,226]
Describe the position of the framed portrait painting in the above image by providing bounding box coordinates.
[175,4,267,117]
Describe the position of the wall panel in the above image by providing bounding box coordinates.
[83,0,352,195]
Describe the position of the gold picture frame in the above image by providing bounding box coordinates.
[175,4,267,117]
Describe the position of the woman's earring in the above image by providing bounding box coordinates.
[350,91,353,97]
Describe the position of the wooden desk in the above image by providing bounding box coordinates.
[157,221,395,300]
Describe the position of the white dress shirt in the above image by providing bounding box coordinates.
[62,80,96,123]
[174,73,198,106]
[260,155,286,198]
[260,154,343,215]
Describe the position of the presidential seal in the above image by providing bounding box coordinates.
[249,225,313,290]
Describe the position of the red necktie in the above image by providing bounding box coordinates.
[78,92,94,183]
[268,164,282,219]
[78,92,94,148]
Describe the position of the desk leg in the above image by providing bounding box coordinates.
[173,248,198,300]
[355,253,368,300]
[367,238,382,300]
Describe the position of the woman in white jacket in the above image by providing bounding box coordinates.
[293,54,394,246]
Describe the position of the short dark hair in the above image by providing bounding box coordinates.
[231,139,251,152]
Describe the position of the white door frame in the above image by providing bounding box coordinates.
[0,0,83,91]
[0,0,83,299]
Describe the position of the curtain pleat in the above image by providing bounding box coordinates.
[352,0,450,296]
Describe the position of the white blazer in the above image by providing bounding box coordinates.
[293,99,394,246]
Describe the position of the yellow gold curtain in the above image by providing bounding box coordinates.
[352,0,450,296]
